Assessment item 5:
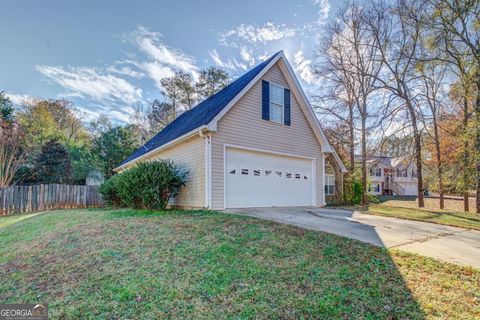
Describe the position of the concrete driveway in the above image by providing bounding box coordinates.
[224,207,480,269]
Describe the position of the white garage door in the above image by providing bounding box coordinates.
[225,147,315,208]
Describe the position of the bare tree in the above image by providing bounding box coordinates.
[315,36,358,170]
[320,1,382,204]
[365,0,427,207]
[428,0,480,213]
[417,57,448,209]
[0,115,25,187]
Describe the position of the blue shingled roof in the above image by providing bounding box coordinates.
[118,51,280,167]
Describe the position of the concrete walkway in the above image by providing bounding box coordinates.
[224,207,480,269]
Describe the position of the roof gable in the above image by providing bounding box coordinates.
[118,52,280,167]
[116,50,346,173]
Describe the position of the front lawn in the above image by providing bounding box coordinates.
[355,200,480,230]
[0,209,478,319]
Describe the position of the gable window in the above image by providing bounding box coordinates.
[269,84,284,123]
[324,165,335,195]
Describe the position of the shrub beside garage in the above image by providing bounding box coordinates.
[99,160,187,210]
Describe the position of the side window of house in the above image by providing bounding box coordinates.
[262,80,291,125]
[270,84,284,123]
[370,167,382,177]
[325,165,335,195]
[397,168,408,177]
[368,183,380,192]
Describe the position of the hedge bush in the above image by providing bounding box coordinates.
[98,173,123,207]
[99,160,187,210]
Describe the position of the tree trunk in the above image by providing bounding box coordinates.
[463,93,470,212]
[349,106,355,174]
[406,101,425,208]
[432,113,444,209]
[361,115,367,206]
[476,81,480,214]
[348,107,356,205]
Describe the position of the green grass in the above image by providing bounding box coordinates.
[1,209,479,319]
[357,202,480,230]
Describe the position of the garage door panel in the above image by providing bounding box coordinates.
[225,148,314,208]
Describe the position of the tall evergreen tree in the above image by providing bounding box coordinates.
[35,139,72,184]
[92,126,138,177]
[0,91,14,123]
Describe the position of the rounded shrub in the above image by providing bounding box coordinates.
[100,160,187,210]
[98,173,123,207]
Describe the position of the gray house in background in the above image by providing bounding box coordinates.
[355,155,418,196]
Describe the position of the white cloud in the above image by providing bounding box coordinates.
[257,52,271,61]
[139,61,176,90]
[5,93,36,105]
[36,65,143,104]
[128,25,199,84]
[311,0,330,25]
[239,46,255,67]
[106,65,145,78]
[209,49,247,71]
[220,22,297,46]
[294,50,318,84]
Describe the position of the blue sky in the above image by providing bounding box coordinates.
[1,0,336,122]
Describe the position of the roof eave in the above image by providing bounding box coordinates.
[113,125,210,172]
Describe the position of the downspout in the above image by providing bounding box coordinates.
[322,152,326,206]
[199,129,211,209]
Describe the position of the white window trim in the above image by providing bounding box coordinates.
[369,167,382,177]
[325,173,335,195]
[269,82,285,124]
[368,183,381,193]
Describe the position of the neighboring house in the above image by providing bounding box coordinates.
[355,155,418,196]
[115,51,347,209]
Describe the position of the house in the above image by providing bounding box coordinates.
[355,155,418,196]
[115,51,347,209]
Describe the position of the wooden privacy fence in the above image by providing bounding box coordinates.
[0,184,104,215]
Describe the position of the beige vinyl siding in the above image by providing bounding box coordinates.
[210,61,324,209]
[121,135,205,208]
